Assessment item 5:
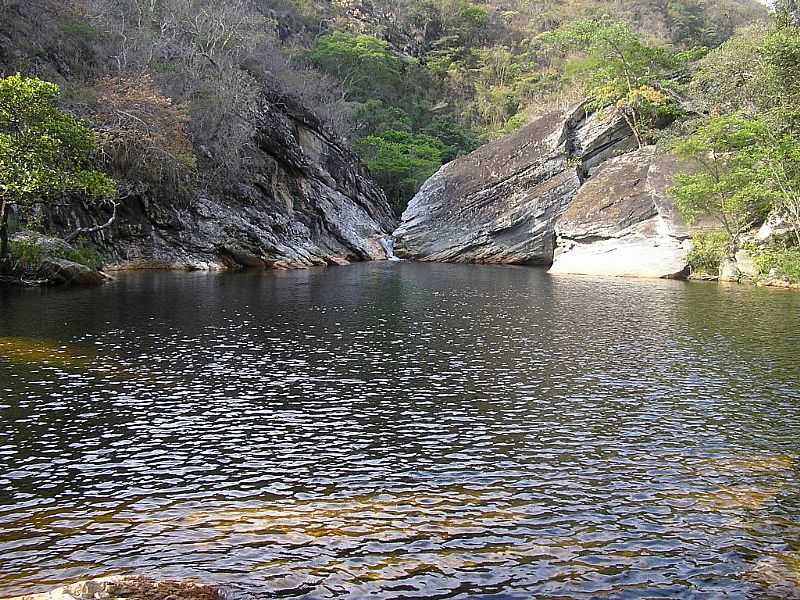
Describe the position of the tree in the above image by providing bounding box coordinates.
[311,32,404,102]
[776,0,800,28]
[0,75,115,264]
[671,114,773,257]
[541,19,684,147]
[758,132,800,246]
[355,130,444,213]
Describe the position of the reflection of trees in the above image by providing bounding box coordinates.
[679,282,800,381]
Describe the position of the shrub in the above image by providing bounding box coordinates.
[688,231,728,275]
[9,238,103,272]
[91,75,196,201]
[753,245,800,283]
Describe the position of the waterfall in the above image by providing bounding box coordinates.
[379,236,401,261]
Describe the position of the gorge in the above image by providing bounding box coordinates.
[2,1,800,599]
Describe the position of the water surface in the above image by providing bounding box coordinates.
[1,264,800,599]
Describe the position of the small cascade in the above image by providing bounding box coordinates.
[379,236,401,261]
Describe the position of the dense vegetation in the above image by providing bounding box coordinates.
[0,0,768,214]
[3,0,799,284]
[670,1,800,281]
[0,74,115,267]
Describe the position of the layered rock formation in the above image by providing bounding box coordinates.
[549,150,693,279]
[393,104,635,265]
[44,89,397,271]
[393,104,703,279]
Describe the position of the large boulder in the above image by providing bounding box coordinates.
[393,104,635,264]
[3,232,109,287]
[549,149,695,279]
[42,89,397,271]
[37,258,109,287]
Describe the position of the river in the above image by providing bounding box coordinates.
[1,263,800,599]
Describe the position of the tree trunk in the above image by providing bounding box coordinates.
[0,197,9,266]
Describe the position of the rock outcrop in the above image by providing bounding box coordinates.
[549,149,695,279]
[393,103,714,279]
[393,104,635,265]
[42,89,397,271]
[1,232,109,287]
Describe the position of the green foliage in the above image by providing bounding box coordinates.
[687,230,728,275]
[753,245,800,282]
[540,19,685,146]
[9,238,103,272]
[422,116,480,161]
[311,32,405,101]
[356,130,445,212]
[353,100,413,137]
[691,25,800,126]
[0,74,116,205]
[672,114,774,254]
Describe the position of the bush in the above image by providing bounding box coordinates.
[753,246,800,283]
[355,130,445,213]
[91,75,196,201]
[688,231,728,275]
[9,239,103,272]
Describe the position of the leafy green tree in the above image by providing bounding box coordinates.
[355,130,444,213]
[0,74,115,264]
[758,132,800,246]
[671,114,773,257]
[352,100,413,137]
[311,32,405,101]
[541,19,684,147]
[422,116,480,162]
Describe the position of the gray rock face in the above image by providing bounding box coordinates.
[393,104,635,265]
[44,89,397,271]
[719,258,741,282]
[550,150,694,279]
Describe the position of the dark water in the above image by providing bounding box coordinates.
[1,263,800,599]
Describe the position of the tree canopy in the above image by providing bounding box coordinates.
[0,74,115,260]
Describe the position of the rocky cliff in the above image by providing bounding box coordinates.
[393,104,635,265]
[550,149,699,279]
[393,104,703,278]
[41,89,397,271]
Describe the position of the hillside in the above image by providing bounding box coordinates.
[0,0,768,215]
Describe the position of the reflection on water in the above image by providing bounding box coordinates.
[1,263,800,599]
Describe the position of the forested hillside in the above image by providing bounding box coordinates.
[0,0,767,213]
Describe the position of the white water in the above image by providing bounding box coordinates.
[379,236,401,261]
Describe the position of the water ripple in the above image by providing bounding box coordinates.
[1,264,799,599]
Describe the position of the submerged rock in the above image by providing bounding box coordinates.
[393,104,634,265]
[550,150,694,279]
[3,577,223,600]
[43,88,397,271]
[37,258,109,287]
